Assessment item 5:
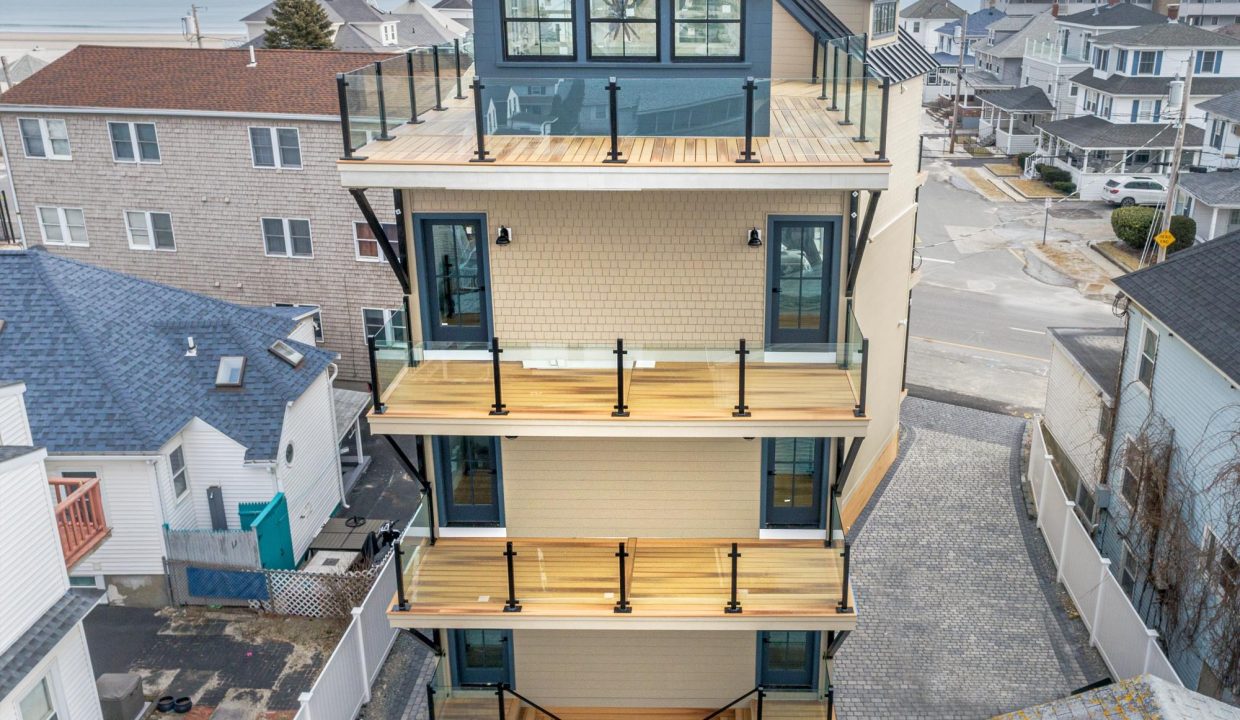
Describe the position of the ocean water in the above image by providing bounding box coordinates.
[0,0,405,35]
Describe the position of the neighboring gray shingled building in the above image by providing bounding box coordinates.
[241,0,467,51]
[995,675,1240,720]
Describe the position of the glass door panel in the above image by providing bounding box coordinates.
[437,436,501,525]
[759,631,818,690]
[452,629,512,686]
[767,219,838,345]
[764,438,824,527]
[418,218,488,343]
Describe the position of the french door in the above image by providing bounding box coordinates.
[763,438,825,528]
[452,629,512,686]
[758,631,819,690]
[435,436,502,526]
[417,217,490,344]
[767,219,839,345]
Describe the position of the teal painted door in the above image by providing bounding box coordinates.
[240,493,296,570]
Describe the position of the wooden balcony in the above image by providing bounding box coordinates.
[369,345,869,438]
[390,537,856,631]
[50,477,110,568]
[435,696,833,719]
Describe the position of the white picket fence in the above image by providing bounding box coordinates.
[1029,419,1183,686]
[294,551,400,720]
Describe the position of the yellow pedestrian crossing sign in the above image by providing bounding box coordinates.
[1155,230,1175,248]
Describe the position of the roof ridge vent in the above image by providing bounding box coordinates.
[186,336,197,357]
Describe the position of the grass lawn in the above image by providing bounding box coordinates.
[1007,178,1067,199]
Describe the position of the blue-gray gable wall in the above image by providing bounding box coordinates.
[1096,306,1240,691]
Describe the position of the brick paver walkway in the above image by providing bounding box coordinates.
[834,398,1108,720]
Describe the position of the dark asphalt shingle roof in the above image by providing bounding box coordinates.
[937,8,1006,37]
[1071,69,1240,98]
[0,589,102,702]
[0,250,335,462]
[0,445,41,465]
[1093,22,1240,48]
[1114,231,1240,383]
[1177,171,1240,207]
[1040,113,1203,148]
[978,85,1055,112]
[1048,327,1124,396]
[243,0,385,23]
[995,674,1240,720]
[933,51,976,66]
[1200,89,1240,121]
[867,29,941,82]
[1057,3,1168,27]
[902,0,967,20]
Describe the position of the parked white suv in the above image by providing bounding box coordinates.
[1103,176,1167,207]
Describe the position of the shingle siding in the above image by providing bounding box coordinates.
[1,111,402,381]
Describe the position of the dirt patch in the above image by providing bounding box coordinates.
[1093,240,1143,272]
[1006,178,1066,199]
[1027,241,1118,300]
[985,162,1022,177]
[958,167,1013,202]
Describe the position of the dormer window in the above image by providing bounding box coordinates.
[381,22,398,45]
[1135,50,1160,75]
[872,0,897,38]
[216,356,247,387]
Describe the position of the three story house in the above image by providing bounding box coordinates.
[331,0,934,712]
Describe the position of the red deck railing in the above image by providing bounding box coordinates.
[50,477,110,567]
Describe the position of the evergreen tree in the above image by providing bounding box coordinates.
[264,0,334,50]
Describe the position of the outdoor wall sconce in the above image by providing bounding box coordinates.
[748,227,762,247]
[496,226,512,246]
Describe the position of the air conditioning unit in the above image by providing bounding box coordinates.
[1095,484,1111,510]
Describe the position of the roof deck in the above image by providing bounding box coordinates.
[336,60,892,190]
[368,341,869,438]
[391,537,856,631]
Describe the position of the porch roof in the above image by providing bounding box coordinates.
[1177,171,1240,208]
[978,86,1054,112]
[1039,115,1203,150]
[1070,70,1240,98]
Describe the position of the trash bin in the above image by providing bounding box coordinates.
[97,673,143,720]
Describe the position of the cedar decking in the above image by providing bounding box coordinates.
[346,80,881,168]
[390,537,856,631]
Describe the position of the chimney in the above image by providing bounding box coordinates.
[247,45,257,68]
[1166,3,1179,20]
[1052,1,1059,16]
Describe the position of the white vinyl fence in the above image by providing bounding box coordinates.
[294,551,400,720]
[1029,419,1182,685]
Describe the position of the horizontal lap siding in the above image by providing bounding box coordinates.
[500,437,760,538]
[275,372,343,560]
[0,461,67,650]
[512,630,756,708]
[0,394,33,445]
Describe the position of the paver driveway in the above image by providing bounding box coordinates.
[834,398,1108,719]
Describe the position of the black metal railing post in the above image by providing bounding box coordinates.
[470,77,495,163]
[856,38,870,141]
[405,51,423,124]
[336,73,363,160]
[841,37,854,125]
[504,541,522,612]
[431,44,445,110]
[453,39,465,99]
[392,535,409,610]
[604,77,626,164]
[867,77,891,162]
[733,339,750,417]
[829,44,840,111]
[725,542,742,613]
[826,685,834,720]
[615,542,632,613]
[402,295,416,366]
[613,338,629,417]
[374,60,393,140]
[426,684,436,719]
[819,39,830,100]
[489,335,508,415]
[837,541,852,613]
[812,36,820,82]
[737,77,759,163]
[854,337,869,417]
[366,332,384,413]
[756,687,765,720]
[497,683,507,719]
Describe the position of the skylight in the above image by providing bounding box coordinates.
[215,356,246,387]
[269,339,305,368]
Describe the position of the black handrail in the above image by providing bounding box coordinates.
[496,683,564,720]
[703,686,764,720]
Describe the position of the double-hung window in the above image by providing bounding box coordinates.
[673,0,743,59]
[1138,324,1158,388]
[354,220,398,262]
[503,0,575,59]
[125,211,175,251]
[1092,47,1108,71]
[1116,49,1128,73]
[1120,455,1142,509]
[19,677,59,720]
[1135,50,1158,75]
[18,118,70,159]
[108,121,160,162]
[1210,118,1226,149]
[249,127,302,168]
[1120,542,1138,596]
[588,0,658,59]
[872,0,897,37]
[1203,527,1237,596]
[1196,50,1222,74]
[169,446,189,499]
[362,307,408,344]
[36,207,88,247]
[262,217,313,258]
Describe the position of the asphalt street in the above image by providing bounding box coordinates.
[908,158,1121,415]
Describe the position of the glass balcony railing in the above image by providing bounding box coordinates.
[363,308,870,428]
[335,32,891,165]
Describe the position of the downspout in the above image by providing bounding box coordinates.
[327,363,348,509]
[0,121,26,245]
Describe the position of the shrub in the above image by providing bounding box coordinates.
[1015,152,1032,167]
[1050,181,1076,195]
[1110,208,1196,253]
[1035,163,1071,183]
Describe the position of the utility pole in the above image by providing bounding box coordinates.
[948,24,967,155]
[1156,57,1194,263]
[190,5,204,49]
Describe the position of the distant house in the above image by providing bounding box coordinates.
[968,10,1058,95]
[0,249,369,605]
[1176,170,1240,241]
[1,386,104,720]
[933,8,1008,102]
[0,54,48,93]
[977,85,1056,153]
[426,0,474,31]
[900,0,967,54]
[242,0,467,51]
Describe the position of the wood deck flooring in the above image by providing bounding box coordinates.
[396,537,850,622]
[380,359,860,423]
[436,697,833,719]
[348,80,881,168]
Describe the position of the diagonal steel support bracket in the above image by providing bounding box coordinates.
[835,436,865,496]
[382,434,429,494]
[349,187,409,294]
[845,190,882,296]
[407,628,443,656]
[825,629,851,659]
